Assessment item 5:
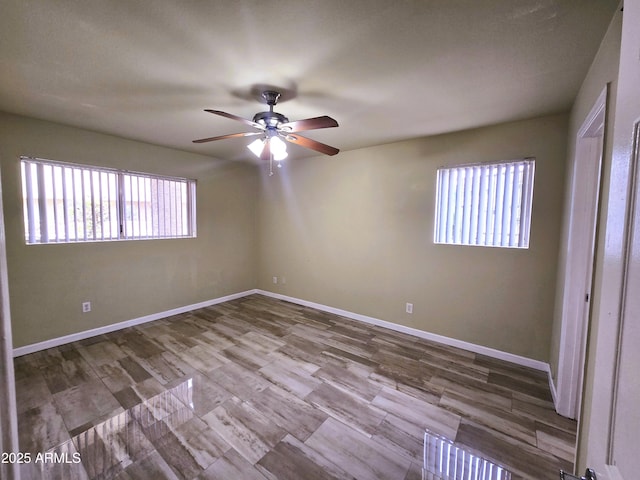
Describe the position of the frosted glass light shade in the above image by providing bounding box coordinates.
[270,136,288,161]
[247,136,288,161]
[247,138,265,157]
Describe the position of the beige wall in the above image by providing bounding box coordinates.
[258,113,568,361]
[0,112,259,348]
[1,110,569,361]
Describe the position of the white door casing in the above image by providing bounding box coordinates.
[603,0,640,477]
[555,87,606,420]
[606,121,640,480]
[0,166,20,480]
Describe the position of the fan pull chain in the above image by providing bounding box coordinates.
[268,150,282,176]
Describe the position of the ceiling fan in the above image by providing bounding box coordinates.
[193,90,339,161]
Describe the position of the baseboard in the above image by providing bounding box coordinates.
[14,288,551,375]
[548,369,559,407]
[256,289,551,373]
[12,289,259,357]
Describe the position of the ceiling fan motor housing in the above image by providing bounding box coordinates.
[252,111,289,129]
[253,91,288,130]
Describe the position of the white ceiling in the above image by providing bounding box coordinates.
[0,0,618,163]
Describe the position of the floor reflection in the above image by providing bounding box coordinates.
[21,378,194,480]
[423,430,512,480]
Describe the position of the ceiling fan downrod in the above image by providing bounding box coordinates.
[253,91,288,128]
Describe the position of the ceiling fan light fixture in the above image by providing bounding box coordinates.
[270,136,288,161]
[194,89,339,163]
[247,138,265,157]
[247,136,288,161]
[273,150,288,161]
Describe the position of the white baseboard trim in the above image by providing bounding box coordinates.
[14,288,551,375]
[256,289,551,373]
[548,369,559,407]
[13,289,259,357]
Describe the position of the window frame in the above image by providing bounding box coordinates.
[433,158,535,249]
[20,156,197,245]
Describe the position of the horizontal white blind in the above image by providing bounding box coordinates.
[434,159,535,248]
[21,157,196,244]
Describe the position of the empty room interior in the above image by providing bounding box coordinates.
[1,1,639,480]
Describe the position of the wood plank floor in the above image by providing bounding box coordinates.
[14,294,575,479]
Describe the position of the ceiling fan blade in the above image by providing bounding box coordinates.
[204,109,264,130]
[285,134,340,156]
[279,116,338,132]
[192,131,262,144]
[260,139,271,161]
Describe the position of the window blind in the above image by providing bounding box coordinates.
[21,157,196,244]
[434,159,535,248]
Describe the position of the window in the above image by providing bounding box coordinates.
[21,157,196,244]
[434,158,535,248]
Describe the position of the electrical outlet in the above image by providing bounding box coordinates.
[406,303,413,314]
[82,301,91,313]
[281,276,286,284]
[272,276,278,284]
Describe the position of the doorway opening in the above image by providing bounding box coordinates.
[555,87,607,419]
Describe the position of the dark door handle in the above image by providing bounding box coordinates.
[560,469,597,480]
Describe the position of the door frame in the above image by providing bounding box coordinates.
[555,87,607,419]
[0,166,20,480]
[605,120,640,480]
